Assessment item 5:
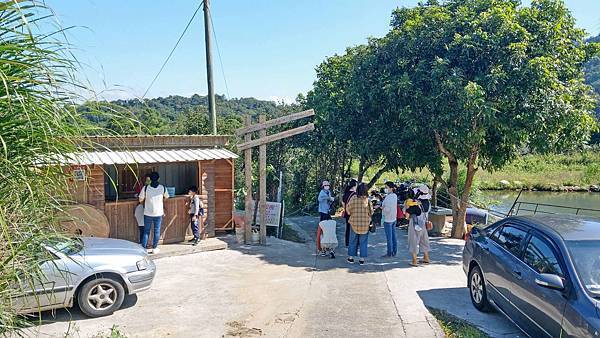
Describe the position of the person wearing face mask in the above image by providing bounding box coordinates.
[318,180,335,221]
[381,181,398,257]
[342,179,358,247]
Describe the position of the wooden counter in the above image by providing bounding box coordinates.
[105,196,200,245]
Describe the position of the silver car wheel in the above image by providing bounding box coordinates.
[86,283,117,311]
[471,272,483,304]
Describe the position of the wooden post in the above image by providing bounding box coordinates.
[259,115,267,245]
[244,116,253,244]
[206,161,216,237]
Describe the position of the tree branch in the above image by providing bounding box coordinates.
[434,130,457,163]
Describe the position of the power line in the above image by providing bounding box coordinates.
[142,1,204,99]
[208,5,231,99]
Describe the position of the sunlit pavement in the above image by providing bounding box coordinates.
[28,216,521,338]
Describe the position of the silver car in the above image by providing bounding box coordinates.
[16,237,156,317]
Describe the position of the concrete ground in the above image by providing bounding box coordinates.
[27,216,522,338]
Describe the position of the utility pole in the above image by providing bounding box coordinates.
[203,0,217,135]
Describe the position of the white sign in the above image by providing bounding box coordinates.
[250,200,283,228]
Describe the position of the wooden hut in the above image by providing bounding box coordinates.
[62,135,237,244]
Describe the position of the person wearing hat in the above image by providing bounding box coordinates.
[318,180,335,221]
[404,186,431,266]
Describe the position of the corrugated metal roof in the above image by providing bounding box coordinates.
[62,148,238,165]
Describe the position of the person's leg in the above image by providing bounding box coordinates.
[383,222,393,256]
[344,219,350,247]
[138,226,144,244]
[142,215,152,249]
[191,215,200,240]
[391,221,397,256]
[347,227,358,258]
[421,229,431,263]
[358,232,369,260]
[408,224,418,266]
[152,216,163,249]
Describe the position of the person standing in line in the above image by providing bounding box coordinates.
[346,183,372,265]
[318,180,335,221]
[382,181,398,257]
[186,186,203,246]
[139,172,169,254]
[342,179,358,247]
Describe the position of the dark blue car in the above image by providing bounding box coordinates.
[463,215,600,337]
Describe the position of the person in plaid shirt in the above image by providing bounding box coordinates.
[346,183,372,265]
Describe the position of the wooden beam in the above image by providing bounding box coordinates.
[237,123,314,151]
[259,115,267,245]
[243,116,253,244]
[235,109,314,136]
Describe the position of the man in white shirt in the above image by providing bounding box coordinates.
[382,181,398,257]
[139,172,169,254]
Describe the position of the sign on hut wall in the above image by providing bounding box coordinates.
[249,200,282,228]
[73,167,86,181]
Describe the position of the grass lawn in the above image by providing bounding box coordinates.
[429,308,489,338]
[361,150,600,191]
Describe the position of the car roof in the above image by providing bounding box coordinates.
[511,214,600,241]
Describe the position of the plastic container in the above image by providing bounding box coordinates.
[166,187,176,197]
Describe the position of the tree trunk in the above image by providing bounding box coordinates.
[366,167,386,189]
[447,160,465,239]
[357,157,367,183]
[431,174,440,208]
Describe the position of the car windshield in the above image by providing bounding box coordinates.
[46,237,83,256]
[565,240,600,298]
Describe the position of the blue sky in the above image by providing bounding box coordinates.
[47,0,600,103]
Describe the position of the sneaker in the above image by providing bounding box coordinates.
[330,252,335,259]
[192,238,199,246]
[358,259,365,265]
[187,238,195,243]
[347,257,355,264]
[147,249,153,254]
[320,251,327,257]
[153,248,160,254]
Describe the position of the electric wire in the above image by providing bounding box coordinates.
[142,1,204,99]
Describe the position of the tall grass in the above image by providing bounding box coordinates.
[0,0,94,332]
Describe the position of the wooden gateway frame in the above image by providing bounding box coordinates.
[236,109,315,244]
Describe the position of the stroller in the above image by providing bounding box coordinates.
[316,220,338,259]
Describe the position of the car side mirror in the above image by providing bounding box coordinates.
[535,273,564,290]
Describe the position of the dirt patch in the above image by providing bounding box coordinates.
[223,321,263,337]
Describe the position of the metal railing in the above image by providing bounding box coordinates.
[509,201,600,217]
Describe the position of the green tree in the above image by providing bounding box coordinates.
[382,0,598,237]
[0,1,95,330]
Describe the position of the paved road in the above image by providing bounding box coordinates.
[28,216,522,338]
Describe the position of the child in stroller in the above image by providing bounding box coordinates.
[316,219,338,259]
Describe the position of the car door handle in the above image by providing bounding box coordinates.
[512,270,522,280]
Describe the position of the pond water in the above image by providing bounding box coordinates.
[482,191,600,217]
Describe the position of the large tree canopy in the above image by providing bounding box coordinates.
[307,0,598,238]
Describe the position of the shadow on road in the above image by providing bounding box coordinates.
[25,294,138,326]
[417,287,523,337]
[225,216,465,274]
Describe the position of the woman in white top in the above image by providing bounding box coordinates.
[138,172,169,254]
[382,181,398,257]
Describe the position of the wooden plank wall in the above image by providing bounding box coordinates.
[66,165,105,211]
[199,159,234,233]
[105,197,190,244]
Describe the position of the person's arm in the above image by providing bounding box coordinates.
[318,190,328,203]
[163,186,169,200]
[193,196,200,216]
[139,186,146,203]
